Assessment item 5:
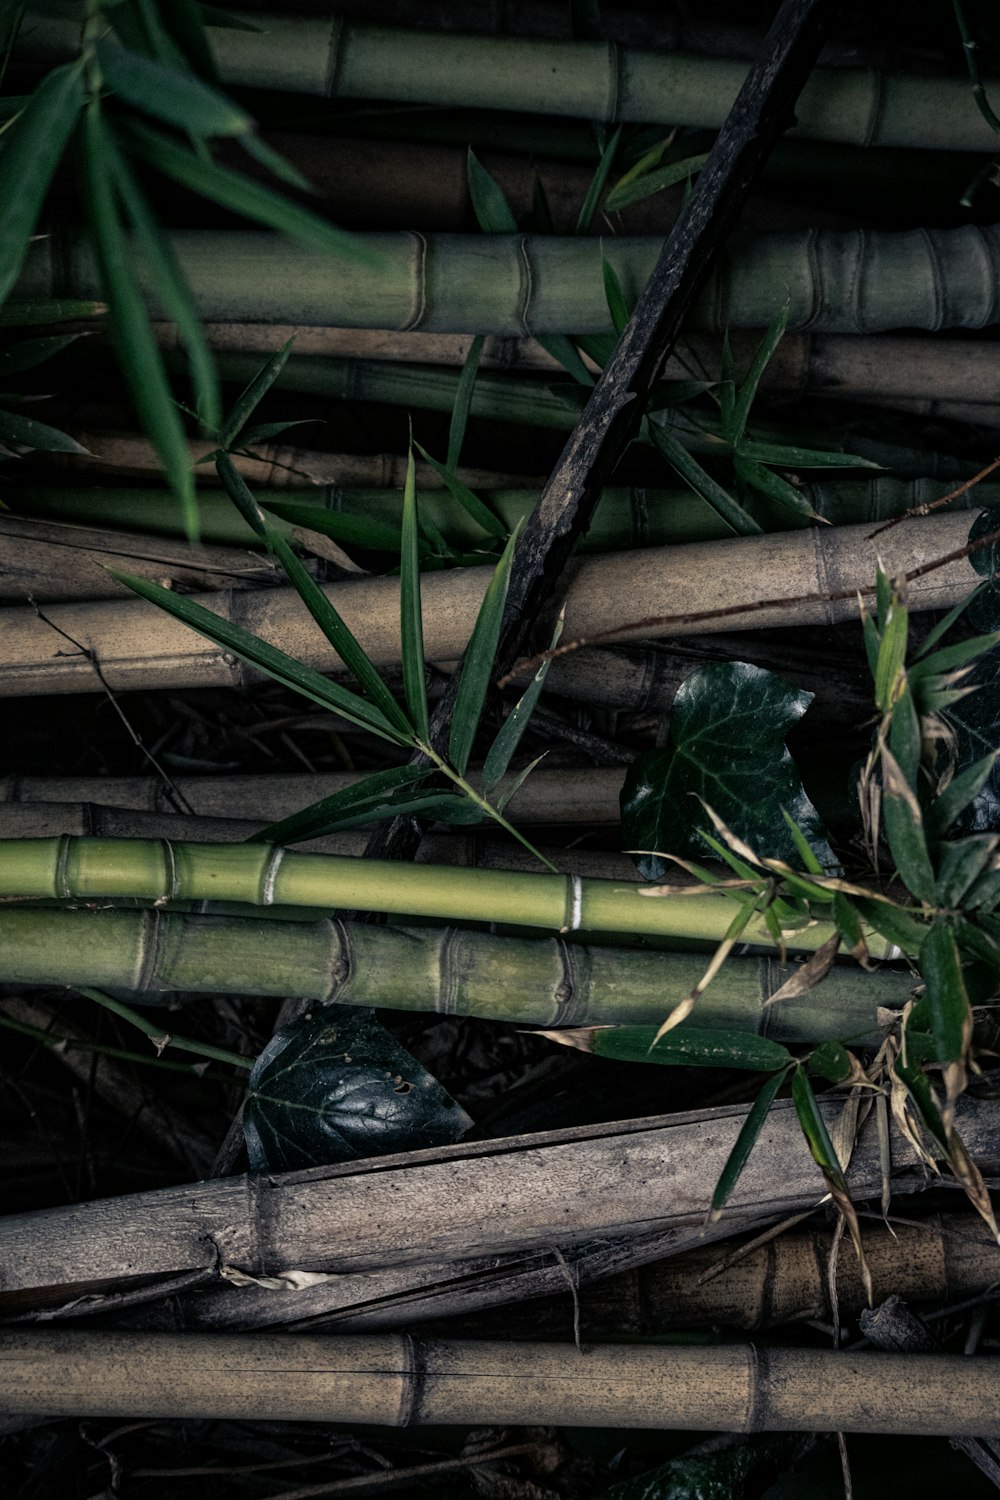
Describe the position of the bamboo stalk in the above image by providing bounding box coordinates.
[21,224,1000,335]
[0,513,977,699]
[0,905,916,1036]
[20,11,1000,152]
[8,476,995,557]
[1,1093,994,1306]
[3,1328,1000,1433]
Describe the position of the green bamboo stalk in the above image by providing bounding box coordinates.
[0,906,915,1038]
[9,476,995,553]
[18,224,1000,335]
[20,10,1000,151]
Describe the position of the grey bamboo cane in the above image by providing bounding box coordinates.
[9,476,994,555]
[1,1094,995,1303]
[0,906,917,1037]
[19,10,1000,152]
[3,1330,1000,1434]
[0,513,978,699]
[19,224,1000,335]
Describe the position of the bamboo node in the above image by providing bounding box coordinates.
[560,874,584,934]
[260,846,285,907]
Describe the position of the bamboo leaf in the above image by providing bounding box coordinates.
[739,440,878,469]
[112,139,220,433]
[248,765,440,845]
[604,150,709,212]
[536,333,595,387]
[219,337,296,448]
[449,525,519,776]
[574,124,622,233]
[0,298,106,325]
[412,442,507,542]
[734,456,823,522]
[237,132,313,191]
[710,1067,789,1218]
[602,256,631,337]
[238,418,318,446]
[96,41,251,136]
[648,423,759,537]
[0,407,87,453]
[851,895,928,957]
[482,613,564,793]
[400,445,430,741]
[261,499,404,555]
[928,752,1000,837]
[82,103,196,539]
[881,746,937,902]
[121,119,372,264]
[110,568,407,743]
[730,305,790,448]
[158,0,220,81]
[919,920,973,1081]
[446,334,485,470]
[0,61,84,304]
[552,1023,793,1072]
[807,1040,857,1085]
[466,148,518,233]
[0,333,79,377]
[215,449,268,537]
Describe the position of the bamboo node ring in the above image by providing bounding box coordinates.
[562,874,584,934]
[261,847,285,907]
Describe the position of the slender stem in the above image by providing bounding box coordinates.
[75,985,253,1070]
[0,1011,226,1076]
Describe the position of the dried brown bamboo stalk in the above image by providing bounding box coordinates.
[43,427,529,490]
[0,514,975,698]
[2,1329,999,1435]
[1,1095,997,1312]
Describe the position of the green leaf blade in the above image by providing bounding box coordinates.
[449,526,519,776]
[0,61,85,304]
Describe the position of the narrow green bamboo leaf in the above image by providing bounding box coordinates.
[115,0,187,67]
[0,407,87,453]
[832,891,865,953]
[851,895,928,956]
[791,1064,849,1191]
[928,752,1000,836]
[606,135,670,197]
[83,103,196,539]
[495,752,546,813]
[602,256,631,337]
[739,440,879,470]
[110,568,406,742]
[710,1067,789,1216]
[915,591,978,660]
[807,1040,855,1084]
[529,174,554,233]
[121,119,373,264]
[159,0,220,80]
[0,61,84,303]
[271,533,415,741]
[888,687,921,787]
[735,456,822,522]
[449,525,519,776]
[861,607,881,680]
[780,809,825,876]
[731,306,790,448]
[413,441,508,541]
[238,132,312,190]
[874,595,909,713]
[0,298,105,325]
[96,42,251,136]
[919,920,973,1067]
[0,333,79,377]
[446,334,485,471]
[574,124,622,233]
[892,1053,948,1153]
[882,746,938,902]
[536,333,595,387]
[216,449,269,538]
[909,632,1000,681]
[604,150,709,212]
[248,765,439,845]
[648,424,759,536]
[218,337,296,448]
[933,835,996,908]
[238,418,318,446]
[482,614,563,793]
[584,1024,792,1072]
[574,331,615,368]
[261,499,404,554]
[875,568,893,628]
[112,140,220,432]
[466,148,518,233]
[400,446,430,741]
[719,330,735,430]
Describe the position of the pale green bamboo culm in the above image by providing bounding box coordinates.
[19,9,1000,151]
[0,836,883,954]
[10,477,994,554]
[17,224,1000,335]
[0,906,915,1040]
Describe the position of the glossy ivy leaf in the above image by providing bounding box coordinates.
[969,505,1000,581]
[602,1444,754,1500]
[942,647,1000,834]
[620,662,835,881]
[243,1009,471,1171]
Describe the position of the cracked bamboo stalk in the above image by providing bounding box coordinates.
[1,1093,996,1308]
[0,514,977,699]
[18,224,1000,335]
[0,905,916,1036]
[20,10,1000,151]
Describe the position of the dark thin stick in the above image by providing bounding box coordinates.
[867,455,1000,539]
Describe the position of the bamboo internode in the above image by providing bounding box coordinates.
[0,515,977,697]
[2,1330,999,1433]
[16,224,1000,335]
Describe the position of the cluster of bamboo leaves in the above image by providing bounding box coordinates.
[0,0,369,536]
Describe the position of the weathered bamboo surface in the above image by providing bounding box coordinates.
[0,514,976,697]
[19,225,1000,335]
[1,1095,997,1309]
[0,904,916,1033]
[2,1329,1000,1434]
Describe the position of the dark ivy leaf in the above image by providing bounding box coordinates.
[620,662,835,881]
[243,1009,471,1172]
[942,645,1000,834]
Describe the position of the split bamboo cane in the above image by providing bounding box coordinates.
[0,905,917,1036]
[19,224,1000,335]
[19,10,1000,151]
[2,1329,1000,1434]
[1,1094,995,1306]
[0,514,977,698]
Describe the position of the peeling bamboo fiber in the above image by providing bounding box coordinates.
[20,10,1000,151]
[18,224,1000,335]
[1,1095,996,1305]
[0,514,977,698]
[0,906,916,1036]
[2,1330,999,1434]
